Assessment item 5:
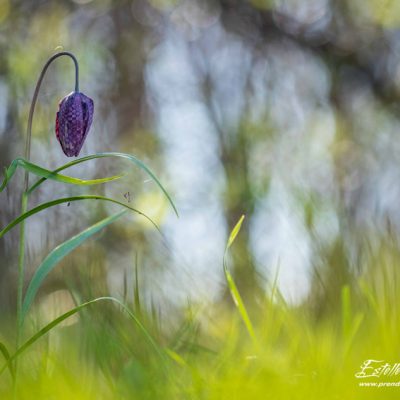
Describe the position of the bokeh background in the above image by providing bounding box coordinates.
[1,0,400,318]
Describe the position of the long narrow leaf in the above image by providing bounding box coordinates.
[0,297,166,377]
[223,266,256,341]
[223,215,256,342]
[21,211,127,323]
[0,342,14,380]
[0,195,160,239]
[0,158,121,193]
[227,215,245,249]
[27,152,178,216]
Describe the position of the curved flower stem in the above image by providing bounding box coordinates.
[15,52,80,389]
[23,51,79,191]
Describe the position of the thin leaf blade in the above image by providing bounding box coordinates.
[227,215,245,249]
[21,210,127,323]
[0,297,166,377]
[0,158,121,193]
[0,195,160,239]
[28,152,178,216]
[223,215,256,342]
[0,342,14,380]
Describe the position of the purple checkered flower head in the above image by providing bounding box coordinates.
[55,91,94,157]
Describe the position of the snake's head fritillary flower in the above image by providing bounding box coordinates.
[55,92,94,157]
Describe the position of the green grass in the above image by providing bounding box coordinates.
[1,220,400,399]
[0,152,397,399]
[0,150,177,398]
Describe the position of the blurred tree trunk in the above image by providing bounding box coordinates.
[203,68,263,306]
[221,126,261,305]
[109,0,147,136]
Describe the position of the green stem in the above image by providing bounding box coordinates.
[23,51,79,191]
[16,193,28,341]
[14,52,80,392]
[13,192,27,397]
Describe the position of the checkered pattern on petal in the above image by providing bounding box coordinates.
[55,92,94,157]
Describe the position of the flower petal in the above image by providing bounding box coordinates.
[55,92,94,157]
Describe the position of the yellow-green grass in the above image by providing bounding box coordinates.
[1,240,400,400]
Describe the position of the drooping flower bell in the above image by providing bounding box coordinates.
[55,91,94,157]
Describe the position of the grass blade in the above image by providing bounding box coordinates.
[227,215,245,249]
[0,342,14,380]
[0,158,121,193]
[0,297,166,377]
[0,195,160,239]
[223,267,256,342]
[27,152,178,216]
[21,211,127,323]
[223,215,256,342]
